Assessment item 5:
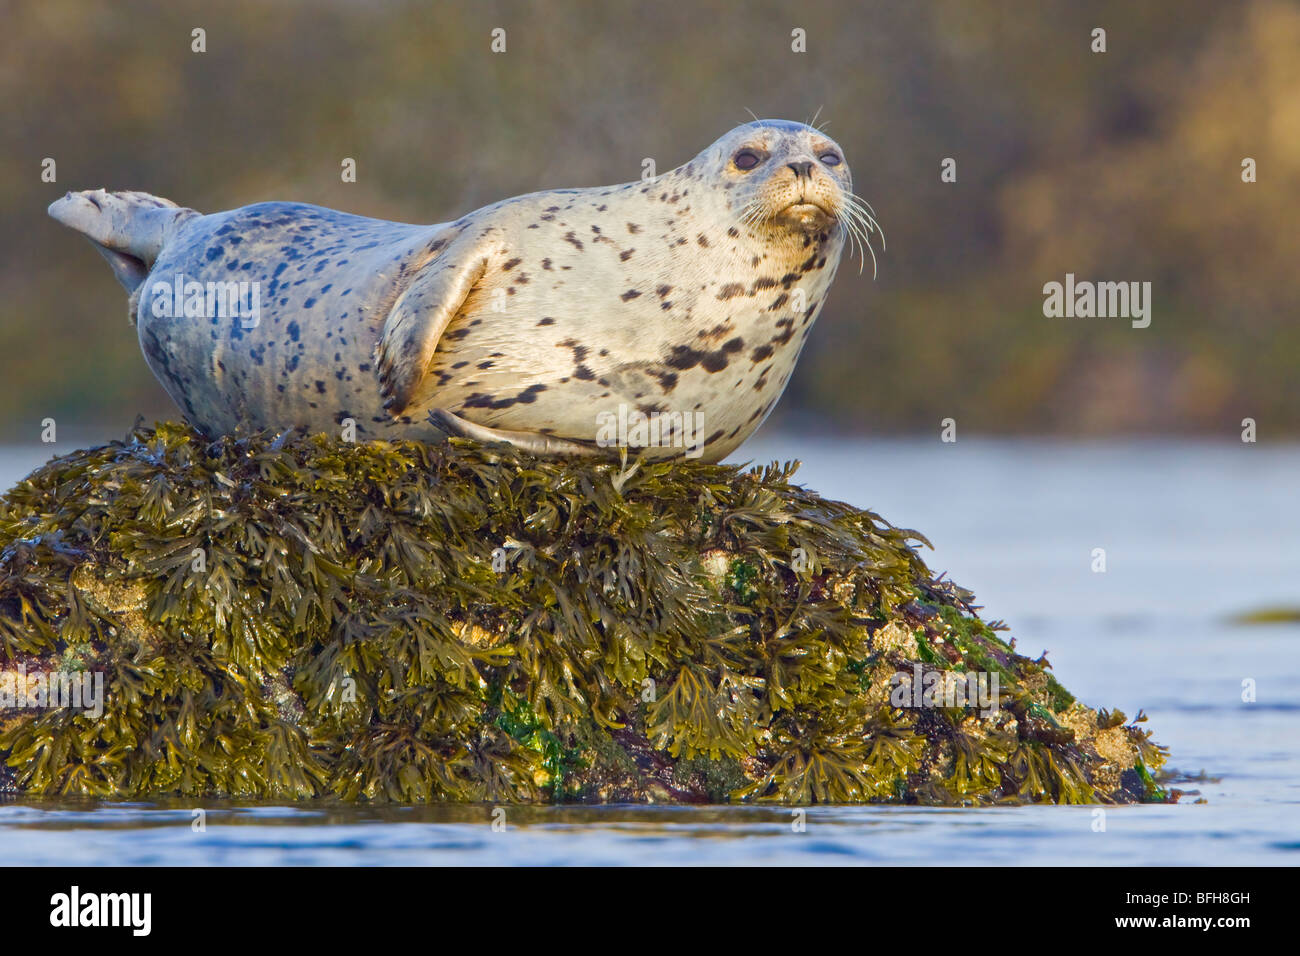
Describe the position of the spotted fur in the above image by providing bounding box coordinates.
[49,120,858,462]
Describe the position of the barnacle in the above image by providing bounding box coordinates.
[0,422,1170,804]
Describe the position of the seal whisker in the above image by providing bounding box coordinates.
[837,204,865,265]
[850,224,869,276]
[839,203,879,278]
[856,211,882,278]
[846,194,885,252]
[736,198,768,231]
[840,214,871,277]
[853,193,878,219]
[837,222,859,275]
[849,192,881,228]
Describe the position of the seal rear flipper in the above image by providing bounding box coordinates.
[376,250,489,414]
[48,189,198,293]
[430,408,601,457]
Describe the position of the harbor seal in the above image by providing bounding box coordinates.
[48,120,880,462]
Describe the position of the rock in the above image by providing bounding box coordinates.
[0,422,1170,804]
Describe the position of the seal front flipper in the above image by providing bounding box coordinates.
[375,241,490,415]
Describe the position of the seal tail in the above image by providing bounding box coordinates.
[47,189,198,293]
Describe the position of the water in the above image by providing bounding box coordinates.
[1,434,1297,865]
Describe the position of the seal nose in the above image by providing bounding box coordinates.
[787,161,814,180]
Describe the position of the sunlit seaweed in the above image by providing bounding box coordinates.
[0,422,1169,804]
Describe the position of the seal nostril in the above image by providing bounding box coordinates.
[788,161,814,179]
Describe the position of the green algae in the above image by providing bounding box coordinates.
[0,422,1169,804]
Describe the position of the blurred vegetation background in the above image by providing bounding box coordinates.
[1,0,1296,440]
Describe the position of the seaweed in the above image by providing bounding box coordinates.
[0,422,1170,804]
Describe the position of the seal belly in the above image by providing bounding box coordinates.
[417,244,831,458]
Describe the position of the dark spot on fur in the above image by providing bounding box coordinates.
[556,338,594,381]
[651,370,678,392]
[666,345,704,370]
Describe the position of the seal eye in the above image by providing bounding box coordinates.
[819,152,842,167]
[733,150,762,171]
